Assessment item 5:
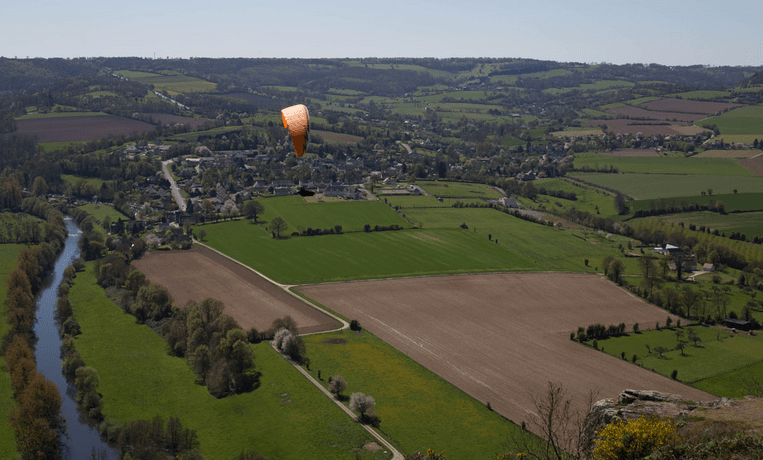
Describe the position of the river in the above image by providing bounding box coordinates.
[33,218,118,459]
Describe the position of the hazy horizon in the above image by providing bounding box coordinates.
[3,0,762,67]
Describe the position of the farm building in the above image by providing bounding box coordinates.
[722,318,752,331]
[499,197,519,209]
[702,263,715,272]
[653,243,681,256]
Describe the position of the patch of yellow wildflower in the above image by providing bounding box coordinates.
[593,416,677,460]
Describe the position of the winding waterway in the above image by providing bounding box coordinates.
[33,218,118,459]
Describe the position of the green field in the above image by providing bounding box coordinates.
[68,264,389,460]
[534,178,619,217]
[399,206,626,272]
[588,325,763,397]
[694,359,763,398]
[77,203,130,226]
[378,193,447,209]
[61,174,105,189]
[572,173,763,200]
[631,211,763,240]
[417,181,503,199]
[301,329,523,458]
[0,212,44,243]
[629,192,763,213]
[256,196,409,233]
[114,69,216,95]
[700,105,763,135]
[574,156,752,176]
[200,222,539,285]
[0,244,22,459]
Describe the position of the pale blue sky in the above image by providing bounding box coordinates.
[2,0,762,66]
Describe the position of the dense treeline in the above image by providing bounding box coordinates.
[2,200,68,459]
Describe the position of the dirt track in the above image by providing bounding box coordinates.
[132,246,340,334]
[298,273,715,427]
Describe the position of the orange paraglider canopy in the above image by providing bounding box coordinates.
[281,104,310,157]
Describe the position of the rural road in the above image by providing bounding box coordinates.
[161,160,187,212]
[274,344,404,460]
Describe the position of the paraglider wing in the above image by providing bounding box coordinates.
[281,104,310,157]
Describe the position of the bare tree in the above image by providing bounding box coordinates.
[512,381,600,460]
[269,217,288,239]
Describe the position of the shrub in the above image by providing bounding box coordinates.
[671,369,678,380]
[593,416,677,460]
[349,319,361,332]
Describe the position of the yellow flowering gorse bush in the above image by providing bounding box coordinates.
[593,416,677,460]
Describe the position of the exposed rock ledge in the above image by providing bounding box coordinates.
[581,389,735,456]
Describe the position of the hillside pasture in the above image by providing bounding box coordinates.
[598,148,659,157]
[256,195,408,233]
[629,192,763,213]
[417,181,503,199]
[16,115,155,142]
[699,105,763,135]
[132,245,339,333]
[68,266,387,460]
[572,173,763,200]
[695,149,762,159]
[631,210,763,240]
[590,325,763,397]
[200,222,539,285]
[573,156,751,176]
[298,273,714,435]
[311,129,363,144]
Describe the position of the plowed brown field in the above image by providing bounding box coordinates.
[741,155,763,176]
[132,246,340,334]
[640,98,740,114]
[298,273,714,426]
[16,115,155,142]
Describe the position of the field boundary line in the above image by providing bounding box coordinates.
[272,344,404,460]
[191,240,348,334]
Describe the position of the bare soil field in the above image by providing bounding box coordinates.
[606,106,707,123]
[741,156,763,176]
[140,113,214,129]
[695,149,762,159]
[16,115,155,142]
[598,148,659,157]
[584,119,685,136]
[298,273,714,428]
[132,245,340,334]
[640,98,741,115]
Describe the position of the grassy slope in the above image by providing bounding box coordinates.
[573,156,752,176]
[0,244,22,459]
[699,105,763,135]
[200,221,539,285]
[630,192,763,213]
[572,173,763,200]
[301,329,523,459]
[257,195,409,233]
[77,203,130,225]
[68,264,389,460]
[586,325,763,397]
[631,211,763,239]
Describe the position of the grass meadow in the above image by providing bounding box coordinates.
[572,173,763,199]
[417,181,503,199]
[534,178,619,217]
[631,211,763,240]
[301,329,524,459]
[629,192,763,213]
[256,195,409,233]
[573,156,752,176]
[77,203,130,226]
[69,264,389,460]
[0,245,22,459]
[587,325,763,397]
[61,174,105,189]
[699,105,763,135]
[200,222,539,285]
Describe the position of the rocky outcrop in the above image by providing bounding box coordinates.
[581,389,734,457]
